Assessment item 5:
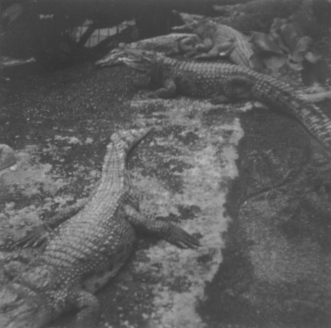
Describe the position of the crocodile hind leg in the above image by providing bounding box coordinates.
[210,77,254,104]
[224,77,254,98]
[124,205,200,248]
[3,260,28,280]
[72,290,101,328]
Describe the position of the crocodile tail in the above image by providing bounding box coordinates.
[111,128,151,158]
[297,103,331,157]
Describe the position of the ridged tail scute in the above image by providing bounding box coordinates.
[110,128,152,159]
[0,144,16,172]
[297,103,331,157]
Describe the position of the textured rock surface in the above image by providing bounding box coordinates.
[0,60,330,327]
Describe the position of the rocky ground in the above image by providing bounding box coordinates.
[0,60,330,328]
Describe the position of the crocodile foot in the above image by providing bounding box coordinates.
[14,223,50,248]
[164,223,200,248]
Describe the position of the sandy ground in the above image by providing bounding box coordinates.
[0,61,330,328]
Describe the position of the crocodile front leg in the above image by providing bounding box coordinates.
[210,76,254,104]
[132,76,153,90]
[150,78,177,99]
[14,198,88,248]
[298,91,331,103]
[195,37,214,53]
[124,205,200,249]
[177,35,201,57]
[195,39,236,60]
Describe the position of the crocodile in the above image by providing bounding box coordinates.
[0,128,200,328]
[212,0,303,34]
[95,33,197,68]
[173,12,260,70]
[117,49,331,156]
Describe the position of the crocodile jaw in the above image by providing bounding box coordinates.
[121,57,151,72]
[95,42,136,67]
[119,49,157,73]
[95,49,126,67]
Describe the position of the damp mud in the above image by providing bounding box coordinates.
[0,62,330,328]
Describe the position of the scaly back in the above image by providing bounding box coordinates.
[95,128,151,200]
[103,127,150,174]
